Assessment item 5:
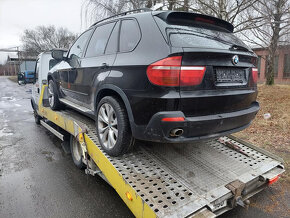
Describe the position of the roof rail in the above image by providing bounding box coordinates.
[91,8,152,27]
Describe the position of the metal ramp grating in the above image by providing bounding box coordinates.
[85,126,282,218]
[65,111,282,217]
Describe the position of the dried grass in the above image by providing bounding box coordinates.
[234,84,290,183]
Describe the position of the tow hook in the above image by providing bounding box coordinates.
[236,196,250,208]
[225,180,249,208]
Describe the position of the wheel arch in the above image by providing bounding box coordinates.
[47,73,54,81]
[31,98,37,110]
[95,85,135,133]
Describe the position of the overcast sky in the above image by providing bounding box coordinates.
[0,0,89,63]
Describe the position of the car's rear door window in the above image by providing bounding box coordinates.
[119,19,140,52]
[105,21,119,54]
[86,22,116,57]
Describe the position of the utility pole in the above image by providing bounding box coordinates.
[0,46,22,76]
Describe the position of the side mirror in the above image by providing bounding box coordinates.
[52,49,65,61]
[17,72,25,85]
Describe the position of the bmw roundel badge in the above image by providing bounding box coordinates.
[232,55,239,65]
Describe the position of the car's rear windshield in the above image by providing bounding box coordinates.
[154,17,249,51]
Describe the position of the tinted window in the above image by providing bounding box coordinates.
[105,22,119,54]
[86,22,116,57]
[35,59,40,80]
[274,55,279,77]
[68,29,92,59]
[49,59,59,70]
[119,19,140,52]
[257,56,261,78]
[284,54,290,78]
[155,17,249,50]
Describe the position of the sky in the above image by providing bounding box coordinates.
[0,0,90,63]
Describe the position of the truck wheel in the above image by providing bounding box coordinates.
[48,79,62,110]
[34,110,41,125]
[70,135,86,169]
[96,96,135,156]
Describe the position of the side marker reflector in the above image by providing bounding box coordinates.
[268,174,280,185]
[125,192,133,201]
[162,117,185,122]
[79,133,84,142]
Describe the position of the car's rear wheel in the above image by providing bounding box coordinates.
[70,135,86,169]
[48,79,62,110]
[96,96,134,156]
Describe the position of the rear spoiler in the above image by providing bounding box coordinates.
[153,11,234,32]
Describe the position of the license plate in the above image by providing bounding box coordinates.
[215,68,245,83]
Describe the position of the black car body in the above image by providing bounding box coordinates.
[48,10,259,155]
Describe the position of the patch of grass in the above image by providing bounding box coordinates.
[8,76,17,83]
[234,84,290,183]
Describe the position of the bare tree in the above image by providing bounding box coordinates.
[241,0,290,85]
[82,0,160,23]
[21,25,77,57]
[184,0,260,33]
[81,0,289,85]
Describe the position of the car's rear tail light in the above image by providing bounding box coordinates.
[252,68,258,84]
[146,56,181,86]
[162,117,185,122]
[147,56,206,87]
[180,66,206,86]
[268,174,280,185]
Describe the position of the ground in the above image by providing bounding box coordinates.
[0,77,289,217]
[234,84,290,184]
[231,84,290,217]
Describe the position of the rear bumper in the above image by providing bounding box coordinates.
[25,78,34,83]
[132,102,259,142]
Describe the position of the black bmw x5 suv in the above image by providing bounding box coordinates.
[48,10,259,156]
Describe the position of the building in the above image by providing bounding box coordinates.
[253,45,290,84]
[0,55,36,76]
[20,60,36,73]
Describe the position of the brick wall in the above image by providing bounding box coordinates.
[253,46,290,84]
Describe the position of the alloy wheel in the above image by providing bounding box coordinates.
[97,103,118,149]
[72,137,82,162]
[48,82,55,107]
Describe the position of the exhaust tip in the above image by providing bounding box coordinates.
[170,128,184,137]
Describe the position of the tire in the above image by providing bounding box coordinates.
[34,110,41,125]
[48,79,62,110]
[70,135,86,169]
[96,96,135,156]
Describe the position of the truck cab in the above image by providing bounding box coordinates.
[31,51,60,110]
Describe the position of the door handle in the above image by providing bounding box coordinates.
[101,63,109,69]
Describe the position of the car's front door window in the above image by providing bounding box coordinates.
[68,29,93,68]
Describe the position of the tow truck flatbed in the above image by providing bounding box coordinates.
[35,85,285,218]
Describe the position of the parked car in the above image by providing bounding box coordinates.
[47,10,259,156]
[18,70,35,84]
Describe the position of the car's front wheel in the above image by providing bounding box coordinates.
[96,96,135,156]
[48,79,62,110]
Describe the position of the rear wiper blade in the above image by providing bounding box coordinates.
[230,44,250,52]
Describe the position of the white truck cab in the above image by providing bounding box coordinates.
[31,51,60,111]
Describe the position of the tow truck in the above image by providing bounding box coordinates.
[30,51,285,218]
